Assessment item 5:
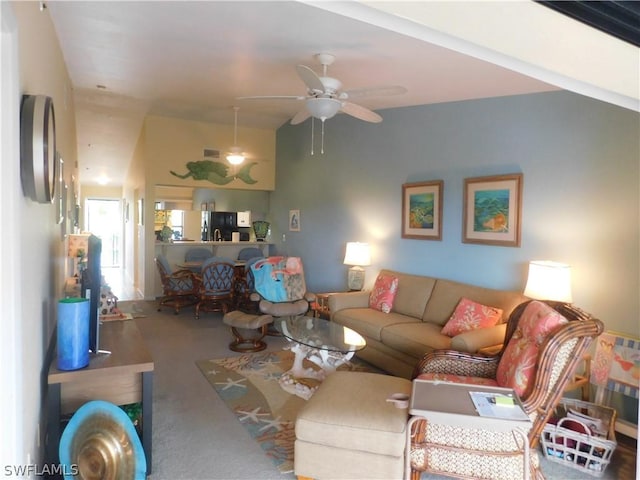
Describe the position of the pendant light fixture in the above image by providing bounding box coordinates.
[226,106,245,165]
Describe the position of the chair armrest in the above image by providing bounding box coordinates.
[412,350,500,379]
[249,292,261,302]
[171,269,200,289]
[171,269,196,279]
[450,323,508,353]
[328,291,370,313]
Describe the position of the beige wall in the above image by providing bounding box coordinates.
[9,0,78,465]
[138,115,277,299]
[144,115,276,189]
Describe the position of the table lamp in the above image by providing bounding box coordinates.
[343,242,371,291]
[523,260,572,303]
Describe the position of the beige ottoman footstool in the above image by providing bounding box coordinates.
[222,311,273,352]
[294,371,412,480]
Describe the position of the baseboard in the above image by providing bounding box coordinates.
[616,418,638,439]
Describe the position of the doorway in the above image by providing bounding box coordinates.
[85,198,122,267]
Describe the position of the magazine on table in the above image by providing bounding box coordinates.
[469,391,530,421]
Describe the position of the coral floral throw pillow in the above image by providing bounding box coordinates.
[441,297,503,337]
[369,273,399,314]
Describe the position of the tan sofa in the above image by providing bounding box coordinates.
[329,269,528,378]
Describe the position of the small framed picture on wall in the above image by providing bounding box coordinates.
[402,180,443,240]
[289,209,300,231]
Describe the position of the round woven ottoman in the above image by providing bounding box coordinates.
[222,311,273,352]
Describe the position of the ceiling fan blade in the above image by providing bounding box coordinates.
[341,102,383,123]
[237,95,305,101]
[290,109,311,125]
[296,65,325,94]
[340,85,407,100]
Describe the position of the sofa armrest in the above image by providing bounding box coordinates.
[450,323,507,353]
[328,291,370,313]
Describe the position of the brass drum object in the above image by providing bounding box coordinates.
[59,400,146,480]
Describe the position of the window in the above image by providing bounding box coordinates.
[168,210,184,240]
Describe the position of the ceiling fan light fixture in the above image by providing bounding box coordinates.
[226,145,245,165]
[306,97,341,121]
[226,106,245,165]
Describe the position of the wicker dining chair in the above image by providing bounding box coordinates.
[408,300,604,480]
[233,256,262,313]
[195,256,236,318]
[155,254,201,314]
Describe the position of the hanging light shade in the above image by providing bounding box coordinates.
[306,98,341,121]
[226,107,245,165]
[226,146,244,165]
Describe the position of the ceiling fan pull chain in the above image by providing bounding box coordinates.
[321,120,326,154]
[310,117,315,156]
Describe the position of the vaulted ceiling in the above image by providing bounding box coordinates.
[46,1,639,187]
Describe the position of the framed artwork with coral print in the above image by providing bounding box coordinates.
[402,180,443,240]
[462,174,522,247]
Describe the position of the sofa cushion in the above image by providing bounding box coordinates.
[332,308,420,342]
[441,297,503,337]
[496,300,568,396]
[422,279,527,326]
[369,272,399,313]
[380,322,451,359]
[379,270,436,319]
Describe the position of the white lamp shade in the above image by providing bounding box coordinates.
[524,260,573,302]
[343,242,371,266]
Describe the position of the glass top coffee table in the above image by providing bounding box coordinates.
[274,316,366,400]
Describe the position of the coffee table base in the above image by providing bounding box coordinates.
[279,342,355,400]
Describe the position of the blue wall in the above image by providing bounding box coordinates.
[269,91,639,338]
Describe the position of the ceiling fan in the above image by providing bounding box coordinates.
[238,53,407,126]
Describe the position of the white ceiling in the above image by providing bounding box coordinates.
[46,1,639,187]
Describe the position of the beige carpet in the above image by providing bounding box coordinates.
[197,348,636,479]
[196,350,378,474]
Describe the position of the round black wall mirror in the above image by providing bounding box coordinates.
[20,94,56,203]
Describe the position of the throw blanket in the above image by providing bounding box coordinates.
[252,256,306,302]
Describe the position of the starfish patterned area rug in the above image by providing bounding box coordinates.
[196,350,378,474]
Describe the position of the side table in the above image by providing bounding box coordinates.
[310,292,344,319]
[406,379,532,480]
[46,321,154,474]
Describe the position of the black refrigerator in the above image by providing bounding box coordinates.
[209,212,236,241]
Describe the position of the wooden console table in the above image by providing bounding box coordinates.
[46,321,154,474]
